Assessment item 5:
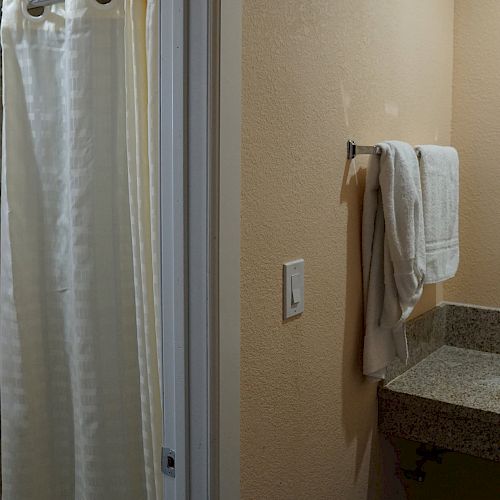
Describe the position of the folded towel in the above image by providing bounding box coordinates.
[362,141,426,379]
[415,145,459,284]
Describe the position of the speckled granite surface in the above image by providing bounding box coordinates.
[445,304,500,354]
[386,305,447,382]
[385,303,500,382]
[379,347,500,460]
[387,346,500,414]
[379,305,500,461]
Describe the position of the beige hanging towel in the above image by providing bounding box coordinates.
[416,145,460,284]
[362,141,426,379]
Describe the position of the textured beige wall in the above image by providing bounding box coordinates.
[241,1,455,498]
[445,0,500,307]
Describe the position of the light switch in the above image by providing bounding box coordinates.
[291,274,301,305]
[283,259,304,319]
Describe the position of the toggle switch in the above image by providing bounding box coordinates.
[283,259,304,319]
[291,274,301,305]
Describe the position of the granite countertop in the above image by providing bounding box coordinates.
[378,304,500,461]
[386,346,500,415]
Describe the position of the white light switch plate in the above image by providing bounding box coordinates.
[283,259,304,320]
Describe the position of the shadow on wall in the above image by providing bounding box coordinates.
[339,157,382,490]
[338,159,425,499]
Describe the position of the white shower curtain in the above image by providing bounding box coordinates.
[0,1,162,499]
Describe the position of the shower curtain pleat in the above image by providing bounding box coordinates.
[124,0,162,498]
[0,1,162,499]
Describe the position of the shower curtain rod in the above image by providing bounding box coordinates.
[28,0,64,6]
[347,140,422,160]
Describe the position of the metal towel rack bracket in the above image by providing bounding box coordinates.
[347,139,421,160]
[347,140,381,160]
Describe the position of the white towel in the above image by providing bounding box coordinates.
[416,145,459,284]
[362,141,426,379]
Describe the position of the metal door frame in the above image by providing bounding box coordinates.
[159,1,241,498]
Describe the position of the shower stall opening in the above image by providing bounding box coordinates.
[0,1,242,499]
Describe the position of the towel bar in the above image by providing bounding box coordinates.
[347,140,381,160]
[347,140,421,160]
